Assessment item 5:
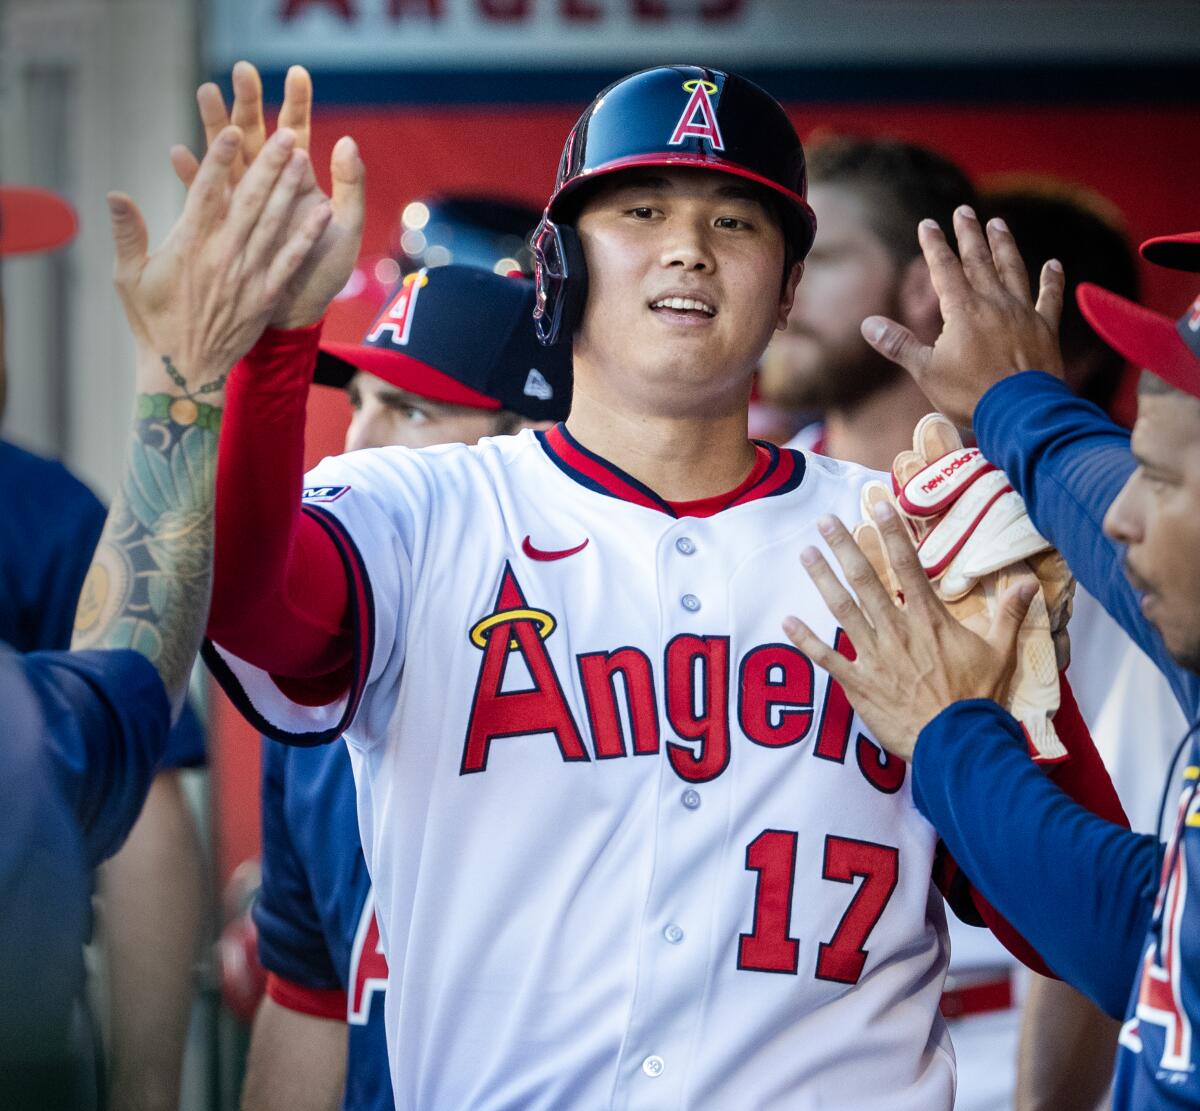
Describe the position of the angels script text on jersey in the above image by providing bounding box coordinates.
[461,563,905,792]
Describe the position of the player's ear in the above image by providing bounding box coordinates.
[776,260,803,330]
[897,254,941,344]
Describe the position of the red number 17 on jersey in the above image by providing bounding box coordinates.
[738,830,900,982]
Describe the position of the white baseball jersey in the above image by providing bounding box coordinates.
[211,426,957,1110]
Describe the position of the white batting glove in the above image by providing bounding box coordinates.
[852,414,1074,763]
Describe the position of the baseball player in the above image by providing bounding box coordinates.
[202,65,1120,1108]
[243,266,571,1111]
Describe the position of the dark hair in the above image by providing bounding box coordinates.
[806,136,979,261]
[983,177,1139,412]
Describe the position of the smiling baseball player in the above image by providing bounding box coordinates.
[203,65,1121,1109]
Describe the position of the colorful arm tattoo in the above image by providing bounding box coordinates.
[73,357,226,709]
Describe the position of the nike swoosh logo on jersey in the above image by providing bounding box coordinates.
[522,535,589,562]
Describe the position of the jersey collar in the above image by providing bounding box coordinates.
[537,422,806,519]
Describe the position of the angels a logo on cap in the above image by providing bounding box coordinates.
[366,269,430,348]
[669,79,724,151]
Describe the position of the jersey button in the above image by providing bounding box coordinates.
[642,1055,665,1078]
[675,536,696,556]
[681,593,701,612]
[663,924,684,944]
[681,788,701,810]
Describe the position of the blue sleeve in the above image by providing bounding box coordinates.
[24,648,171,868]
[253,740,341,990]
[913,699,1158,1018]
[0,650,90,1053]
[158,698,207,769]
[975,372,1200,712]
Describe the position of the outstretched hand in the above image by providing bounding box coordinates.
[171,61,364,330]
[782,499,1039,762]
[860,206,1066,428]
[109,125,331,398]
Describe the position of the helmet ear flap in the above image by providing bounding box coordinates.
[533,217,589,346]
[555,224,588,344]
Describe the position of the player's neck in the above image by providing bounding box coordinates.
[565,388,759,503]
[824,374,934,472]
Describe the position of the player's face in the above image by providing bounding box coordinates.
[343,373,498,452]
[759,184,903,411]
[573,168,798,412]
[1104,388,1200,670]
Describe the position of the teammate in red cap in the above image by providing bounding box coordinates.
[193,64,1120,1108]
[782,209,1200,1110]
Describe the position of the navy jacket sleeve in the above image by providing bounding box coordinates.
[913,699,1159,1018]
[254,739,341,991]
[159,700,207,770]
[974,372,1200,713]
[0,649,90,1059]
[24,648,171,868]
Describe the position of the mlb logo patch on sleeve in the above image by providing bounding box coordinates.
[303,485,350,504]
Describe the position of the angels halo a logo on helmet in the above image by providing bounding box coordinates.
[669,79,724,150]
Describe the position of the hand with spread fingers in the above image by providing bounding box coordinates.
[171,61,364,330]
[859,205,1066,428]
[782,499,1040,764]
[111,125,332,396]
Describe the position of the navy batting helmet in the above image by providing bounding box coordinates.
[531,65,817,345]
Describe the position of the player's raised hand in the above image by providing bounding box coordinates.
[781,501,1039,762]
[110,124,331,395]
[170,61,364,330]
[859,206,1066,427]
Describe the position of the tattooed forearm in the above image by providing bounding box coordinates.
[73,375,223,710]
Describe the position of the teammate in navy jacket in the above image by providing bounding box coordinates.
[782,208,1200,1109]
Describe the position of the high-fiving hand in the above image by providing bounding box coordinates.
[170,61,364,330]
[782,500,1039,763]
[109,124,330,397]
[860,206,1066,428]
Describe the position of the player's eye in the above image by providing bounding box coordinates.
[715,216,750,230]
[626,206,657,220]
[401,405,429,425]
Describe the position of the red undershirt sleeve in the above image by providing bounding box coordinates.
[265,972,348,1022]
[208,323,354,685]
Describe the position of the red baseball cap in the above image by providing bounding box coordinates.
[1077,282,1200,399]
[1140,231,1200,273]
[0,187,77,256]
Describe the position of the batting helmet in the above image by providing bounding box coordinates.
[531,64,817,345]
